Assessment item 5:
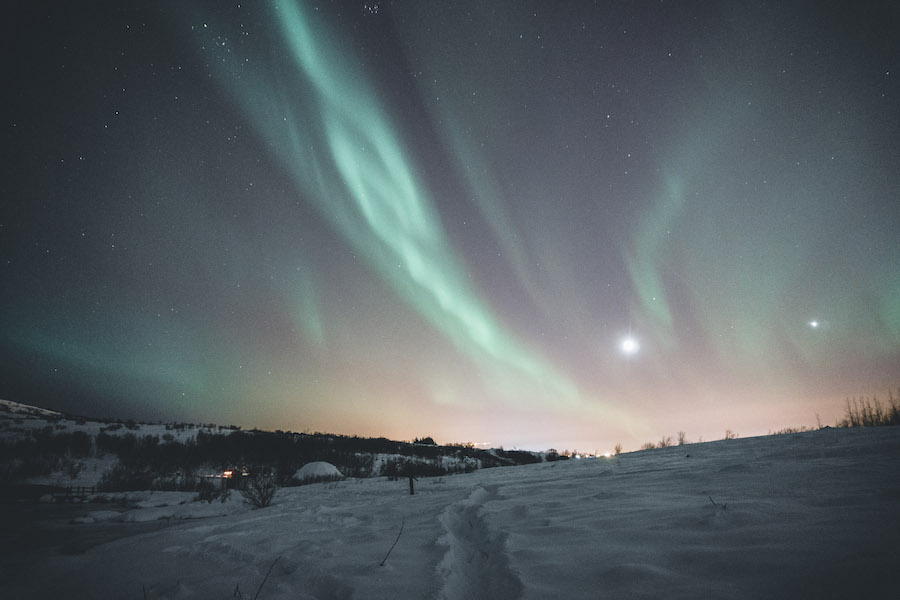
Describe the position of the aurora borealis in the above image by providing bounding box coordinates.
[4,1,899,451]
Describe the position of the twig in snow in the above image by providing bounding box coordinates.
[252,556,281,600]
[709,496,727,510]
[380,517,405,566]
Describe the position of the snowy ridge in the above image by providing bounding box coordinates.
[435,485,522,600]
[0,398,62,418]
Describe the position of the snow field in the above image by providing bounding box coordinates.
[4,426,900,599]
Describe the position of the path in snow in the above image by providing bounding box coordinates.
[435,484,522,600]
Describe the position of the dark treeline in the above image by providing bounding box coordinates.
[0,425,542,491]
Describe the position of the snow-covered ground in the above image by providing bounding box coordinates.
[3,426,899,599]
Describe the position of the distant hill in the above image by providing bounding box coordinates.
[0,398,63,419]
[0,398,546,493]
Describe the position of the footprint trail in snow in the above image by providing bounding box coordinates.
[435,485,522,600]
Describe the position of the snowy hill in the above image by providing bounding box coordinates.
[0,398,63,419]
[0,399,231,488]
[0,400,539,490]
[3,425,899,598]
[0,398,219,445]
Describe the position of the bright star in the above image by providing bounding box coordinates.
[620,336,640,355]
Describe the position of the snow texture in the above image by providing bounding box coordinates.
[3,426,899,598]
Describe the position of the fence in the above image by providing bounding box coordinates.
[49,485,96,502]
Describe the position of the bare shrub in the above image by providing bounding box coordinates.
[98,464,155,491]
[773,426,811,435]
[65,459,86,480]
[723,429,737,440]
[640,441,656,451]
[658,436,673,448]
[613,443,623,455]
[196,479,230,503]
[676,431,688,445]
[838,390,900,427]
[240,469,280,509]
[891,390,900,425]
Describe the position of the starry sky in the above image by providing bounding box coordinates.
[4,1,899,451]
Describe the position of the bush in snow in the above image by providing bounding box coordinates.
[195,479,231,503]
[98,464,155,491]
[838,390,900,427]
[240,469,280,508]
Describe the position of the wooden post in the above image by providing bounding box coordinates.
[408,475,418,495]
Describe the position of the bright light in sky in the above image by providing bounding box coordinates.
[2,0,899,454]
[620,336,640,355]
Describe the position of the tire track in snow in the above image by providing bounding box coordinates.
[435,485,522,600]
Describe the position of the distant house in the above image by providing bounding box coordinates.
[205,466,249,489]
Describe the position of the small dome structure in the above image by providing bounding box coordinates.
[294,461,344,481]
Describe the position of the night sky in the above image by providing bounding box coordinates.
[4,1,899,451]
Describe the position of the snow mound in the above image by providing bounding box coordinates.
[294,461,344,481]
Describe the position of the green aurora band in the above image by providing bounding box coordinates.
[201,1,588,410]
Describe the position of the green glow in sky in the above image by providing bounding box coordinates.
[5,0,897,451]
[207,0,581,408]
[10,316,210,402]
